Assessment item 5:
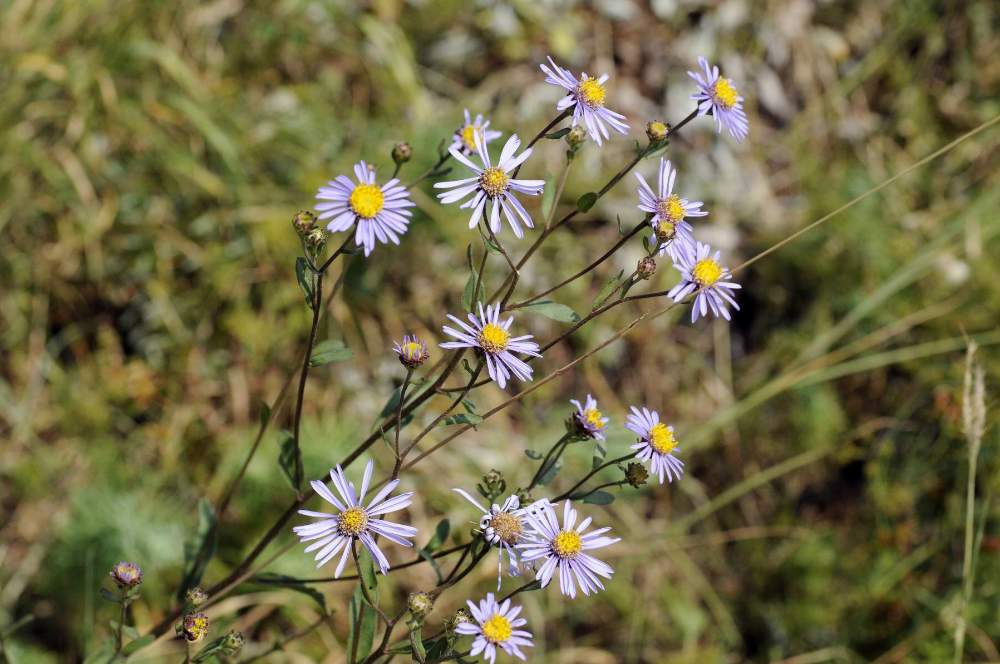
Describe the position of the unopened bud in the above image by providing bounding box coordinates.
[565,125,587,148]
[306,226,329,250]
[646,121,670,142]
[394,335,429,369]
[480,469,506,500]
[185,586,208,607]
[392,142,412,165]
[292,210,317,236]
[110,561,143,589]
[407,592,434,619]
[625,462,649,488]
[221,631,245,655]
[637,256,656,280]
[181,612,210,643]
[447,608,472,632]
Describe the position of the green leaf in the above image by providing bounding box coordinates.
[593,270,624,309]
[347,586,376,662]
[295,257,314,310]
[258,400,272,429]
[536,459,562,487]
[576,192,598,212]
[524,449,543,460]
[277,430,297,490]
[440,413,483,427]
[582,490,616,505]
[357,548,379,606]
[177,498,218,602]
[424,519,451,552]
[592,438,608,470]
[540,177,556,220]
[190,635,227,663]
[519,300,580,323]
[462,271,483,313]
[251,573,327,612]
[544,127,571,140]
[122,634,155,656]
[310,339,353,366]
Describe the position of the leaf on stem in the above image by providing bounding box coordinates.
[544,127,571,140]
[295,257,314,310]
[519,300,580,323]
[536,459,562,487]
[440,413,483,427]
[310,339,354,366]
[582,490,616,505]
[347,587,376,661]
[592,438,608,470]
[278,430,297,490]
[357,548,379,607]
[524,449,543,460]
[576,192,598,212]
[418,519,451,583]
[121,634,155,656]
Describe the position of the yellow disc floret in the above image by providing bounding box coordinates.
[461,124,478,152]
[338,506,369,537]
[712,78,739,110]
[477,323,510,353]
[488,512,523,545]
[349,184,384,219]
[692,258,723,286]
[481,614,513,644]
[479,167,510,198]
[578,78,606,108]
[552,529,583,558]
[583,407,604,429]
[649,423,677,455]
[401,341,423,358]
[657,194,685,222]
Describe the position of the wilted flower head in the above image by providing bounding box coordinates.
[184,586,208,607]
[435,133,545,239]
[668,241,741,322]
[518,501,620,598]
[624,462,649,488]
[636,159,704,262]
[565,125,587,149]
[645,120,670,142]
[455,593,534,664]
[182,612,209,643]
[569,394,609,440]
[453,489,533,589]
[408,591,435,619]
[452,109,502,155]
[109,561,143,589]
[440,303,541,389]
[293,460,418,577]
[393,334,429,369]
[221,631,245,655]
[637,256,657,280]
[626,406,684,484]
[540,56,629,146]
[689,56,749,141]
[315,161,416,257]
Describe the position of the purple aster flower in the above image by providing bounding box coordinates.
[393,334,429,369]
[434,132,545,239]
[625,406,685,484]
[455,593,534,664]
[668,241,742,323]
[315,161,415,257]
[569,394,609,440]
[518,501,619,598]
[293,460,417,577]
[636,158,705,262]
[540,56,629,146]
[452,108,502,155]
[453,489,531,590]
[439,303,541,389]
[688,56,749,142]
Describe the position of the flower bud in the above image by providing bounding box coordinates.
[646,121,670,142]
[110,561,143,589]
[447,608,472,632]
[625,462,649,488]
[654,219,676,244]
[407,592,434,619]
[221,631,245,655]
[637,256,656,280]
[306,226,329,251]
[181,612,210,643]
[185,586,208,607]
[565,125,587,149]
[479,469,506,500]
[292,210,317,236]
[394,335,429,369]
[392,142,412,165]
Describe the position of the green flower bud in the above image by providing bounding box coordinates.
[625,462,649,488]
[392,142,413,165]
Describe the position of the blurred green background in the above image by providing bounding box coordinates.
[1,0,998,661]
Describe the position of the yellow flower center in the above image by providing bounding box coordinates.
[649,423,677,455]
[692,258,723,286]
[461,124,478,151]
[401,341,423,358]
[479,167,510,198]
[656,220,676,240]
[477,323,510,353]
[338,506,369,536]
[489,512,523,545]
[658,194,685,222]
[583,407,604,428]
[481,614,513,644]
[712,78,739,109]
[552,529,583,558]
[349,184,384,219]
[578,78,606,108]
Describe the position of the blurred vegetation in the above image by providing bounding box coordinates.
[1,0,998,661]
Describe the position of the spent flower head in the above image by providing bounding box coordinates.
[646,120,670,142]
[184,586,208,607]
[668,241,741,322]
[625,462,649,488]
[626,406,684,484]
[435,133,545,239]
[440,303,541,389]
[540,56,629,146]
[452,109,502,155]
[518,501,620,598]
[569,394,609,440]
[109,561,143,589]
[689,56,749,141]
[315,161,416,257]
[636,159,705,262]
[394,334,429,369]
[293,460,418,577]
[391,142,412,165]
[454,489,545,589]
[455,593,534,664]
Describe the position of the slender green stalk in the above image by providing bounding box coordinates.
[527,433,575,490]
